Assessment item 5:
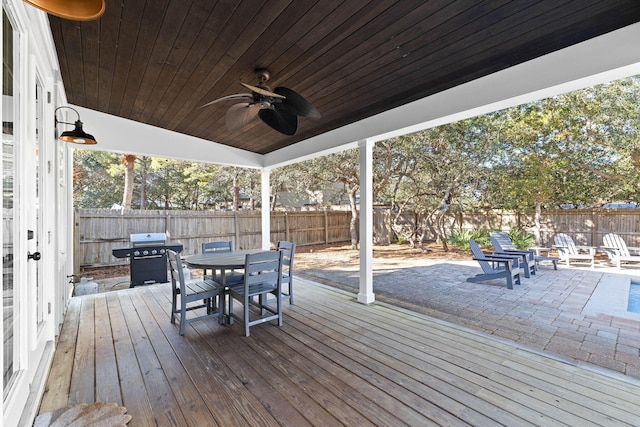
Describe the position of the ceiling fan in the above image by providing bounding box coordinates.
[201,69,320,135]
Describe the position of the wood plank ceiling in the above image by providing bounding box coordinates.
[49,0,640,155]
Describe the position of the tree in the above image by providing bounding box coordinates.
[383,118,496,250]
[73,150,122,208]
[288,143,403,249]
[485,76,640,243]
[121,154,136,209]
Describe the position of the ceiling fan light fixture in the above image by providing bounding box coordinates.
[22,0,105,21]
[201,68,319,135]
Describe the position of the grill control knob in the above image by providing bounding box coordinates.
[143,250,149,255]
[151,249,157,254]
[160,249,165,254]
[134,250,140,256]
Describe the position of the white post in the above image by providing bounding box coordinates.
[358,139,375,304]
[261,168,271,250]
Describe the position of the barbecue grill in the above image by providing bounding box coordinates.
[112,233,183,287]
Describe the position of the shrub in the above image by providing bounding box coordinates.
[447,229,491,251]
[507,228,535,249]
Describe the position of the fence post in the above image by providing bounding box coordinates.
[165,210,171,240]
[234,211,240,249]
[285,212,290,241]
[592,210,598,246]
[324,211,329,244]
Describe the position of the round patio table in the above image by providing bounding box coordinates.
[185,249,264,285]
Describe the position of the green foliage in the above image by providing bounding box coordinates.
[507,229,535,249]
[447,229,491,251]
[73,151,261,210]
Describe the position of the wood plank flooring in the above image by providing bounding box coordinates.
[38,277,640,426]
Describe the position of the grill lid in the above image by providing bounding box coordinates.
[130,232,167,247]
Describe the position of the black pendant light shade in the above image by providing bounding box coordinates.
[55,106,98,145]
[22,0,105,21]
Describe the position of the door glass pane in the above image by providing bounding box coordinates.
[2,9,16,392]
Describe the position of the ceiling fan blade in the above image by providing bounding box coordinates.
[241,82,286,99]
[258,108,298,135]
[225,103,261,131]
[200,93,252,108]
[273,87,320,118]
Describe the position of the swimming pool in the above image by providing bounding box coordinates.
[628,282,640,313]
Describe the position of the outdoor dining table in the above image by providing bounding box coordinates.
[184,249,264,286]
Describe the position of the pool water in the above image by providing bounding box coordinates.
[628,283,640,313]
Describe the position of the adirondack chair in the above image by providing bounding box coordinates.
[467,239,522,289]
[490,231,559,271]
[601,233,640,269]
[553,233,595,268]
[490,232,536,278]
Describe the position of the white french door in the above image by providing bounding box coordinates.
[2,6,52,426]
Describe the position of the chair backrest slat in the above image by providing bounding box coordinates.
[469,240,495,274]
[167,249,185,291]
[554,233,578,255]
[244,251,282,287]
[277,240,295,276]
[603,233,630,257]
[202,241,233,253]
[490,232,515,252]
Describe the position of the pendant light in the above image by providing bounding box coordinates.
[22,0,105,21]
[55,106,98,145]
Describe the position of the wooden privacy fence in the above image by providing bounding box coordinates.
[76,207,640,268]
[75,209,354,268]
[383,207,640,248]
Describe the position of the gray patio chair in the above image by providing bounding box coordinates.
[467,239,522,289]
[277,240,296,304]
[202,241,244,285]
[228,250,284,337]
[601,233,640,269]
[490,232,536,278]
[553,233,595,268]
[168,249,225,335]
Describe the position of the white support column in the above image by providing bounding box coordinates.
[261,168,271,250]
[358,139,375,304]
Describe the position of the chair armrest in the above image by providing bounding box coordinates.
[488,253,521,261]
[575,245,596,255]
[529,246,550,255]
[498,249,534,255]
[473,256,514,271]
[473,256,510,264]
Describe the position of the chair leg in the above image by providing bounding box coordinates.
[179,300,187,335]
[277,291,283,327]
[228,294,234,325]
[244,295,250,337]
[171,291,177,324]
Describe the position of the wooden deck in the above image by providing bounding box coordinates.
[39,277,640,426]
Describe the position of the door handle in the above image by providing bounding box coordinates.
[27,251,41,261]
